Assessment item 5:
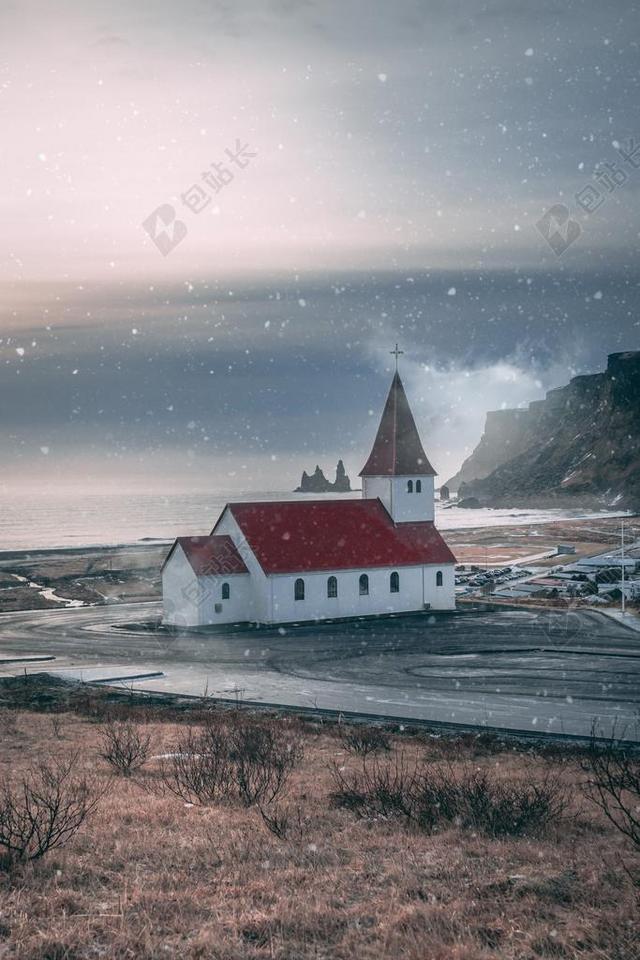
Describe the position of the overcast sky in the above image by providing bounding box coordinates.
[1,1,639,494]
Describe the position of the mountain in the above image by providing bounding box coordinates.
[446,409,532,493]
[295,459,352,493]
[447,351,640,509]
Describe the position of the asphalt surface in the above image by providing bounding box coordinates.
[0,603,638,739]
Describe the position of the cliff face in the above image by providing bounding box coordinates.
[453,352,640,509]
[446,409,532,492]
[295,460,351,494]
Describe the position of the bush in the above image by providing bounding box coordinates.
[159,725,234,805]
[231,721,303,806]
[159,718,303,807]
[99,720,151,777]
[257,802,305,841]
[339,725,391,757]
[330,753,421,820]
[330,756,568,837]
[459,769,568,837]
[583,727,640,851]
[0,757,99,864]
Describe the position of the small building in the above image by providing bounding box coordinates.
[556,544,576,555]
[162,370,457,627]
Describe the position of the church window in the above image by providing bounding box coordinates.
[221,582,230,600]
[327,575,338,598]
[294,578,305,601]
[416,479,422,493]
[436,571,444,587]
[214,603,223,614]
[359,573,369,596]
[390,571,399,593]
[407,480,413,493]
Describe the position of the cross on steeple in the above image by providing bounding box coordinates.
[390,343,404,372]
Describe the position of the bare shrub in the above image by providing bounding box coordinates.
[258,802,305,841]
[330,752,420,820]
[339,724,391,757]
[99,720,151,777]
[159,724,234,805]
[231,721,303,806]
[459,769,569,837]
[159,718,303,808]
[49,714,63,739]
[0,757,99,864]
[583,727,640,851]
[331,756,568,837]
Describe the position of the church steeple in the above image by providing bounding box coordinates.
[360,366,437,524]
[359,371,436,478]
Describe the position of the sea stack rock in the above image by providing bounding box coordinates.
[333,459,351,492]
[295,460,352,493]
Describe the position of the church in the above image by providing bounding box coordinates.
[162,362,457,627]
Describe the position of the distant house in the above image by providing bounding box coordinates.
[162,371,457,627]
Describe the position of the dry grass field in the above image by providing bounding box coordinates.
[0,680,637,960]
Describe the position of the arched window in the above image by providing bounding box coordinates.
[221,582,230,600]
[407,480,413,493]
[416,479,422,493]
[390,571,400,593]
[359,573,369,596]
[436,571,444,587]
[294,578,305,601]
[327,575,338,598]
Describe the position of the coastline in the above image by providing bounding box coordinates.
[0,509,636,615]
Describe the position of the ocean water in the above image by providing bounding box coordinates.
[0,489,628,553]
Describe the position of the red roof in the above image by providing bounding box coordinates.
[360,372,437,477]
[163,535,248,576]
[213,499,455,574]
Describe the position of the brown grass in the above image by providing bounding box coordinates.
[0,693,637,959]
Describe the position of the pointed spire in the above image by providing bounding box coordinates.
[359,372,437,477]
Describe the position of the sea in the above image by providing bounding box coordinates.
[0,488,629,554]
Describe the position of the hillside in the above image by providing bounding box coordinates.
[0,676,637,960]
[449,351,640,509]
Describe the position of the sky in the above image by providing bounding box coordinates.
[1,1,639,495]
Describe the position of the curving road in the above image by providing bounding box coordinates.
[0,603,638,739]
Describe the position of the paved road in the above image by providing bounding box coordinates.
[0,603,638,739]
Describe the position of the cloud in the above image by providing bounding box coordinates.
[2,1,639,283]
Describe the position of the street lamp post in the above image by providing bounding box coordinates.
[621,519,626,617]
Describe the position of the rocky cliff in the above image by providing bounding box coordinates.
[450,351,640,509]
[446,408,532,493]
[295,459,351,494]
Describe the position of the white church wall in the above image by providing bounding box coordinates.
[213,509,272,621]
[162,543,253,627]
[362,477,391,513]
[390,476,435,522]
[162,544,200,627]
[269,565,426,623]
[362,476,435,522]
[195,573,253,625]
[423,563,455,610]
